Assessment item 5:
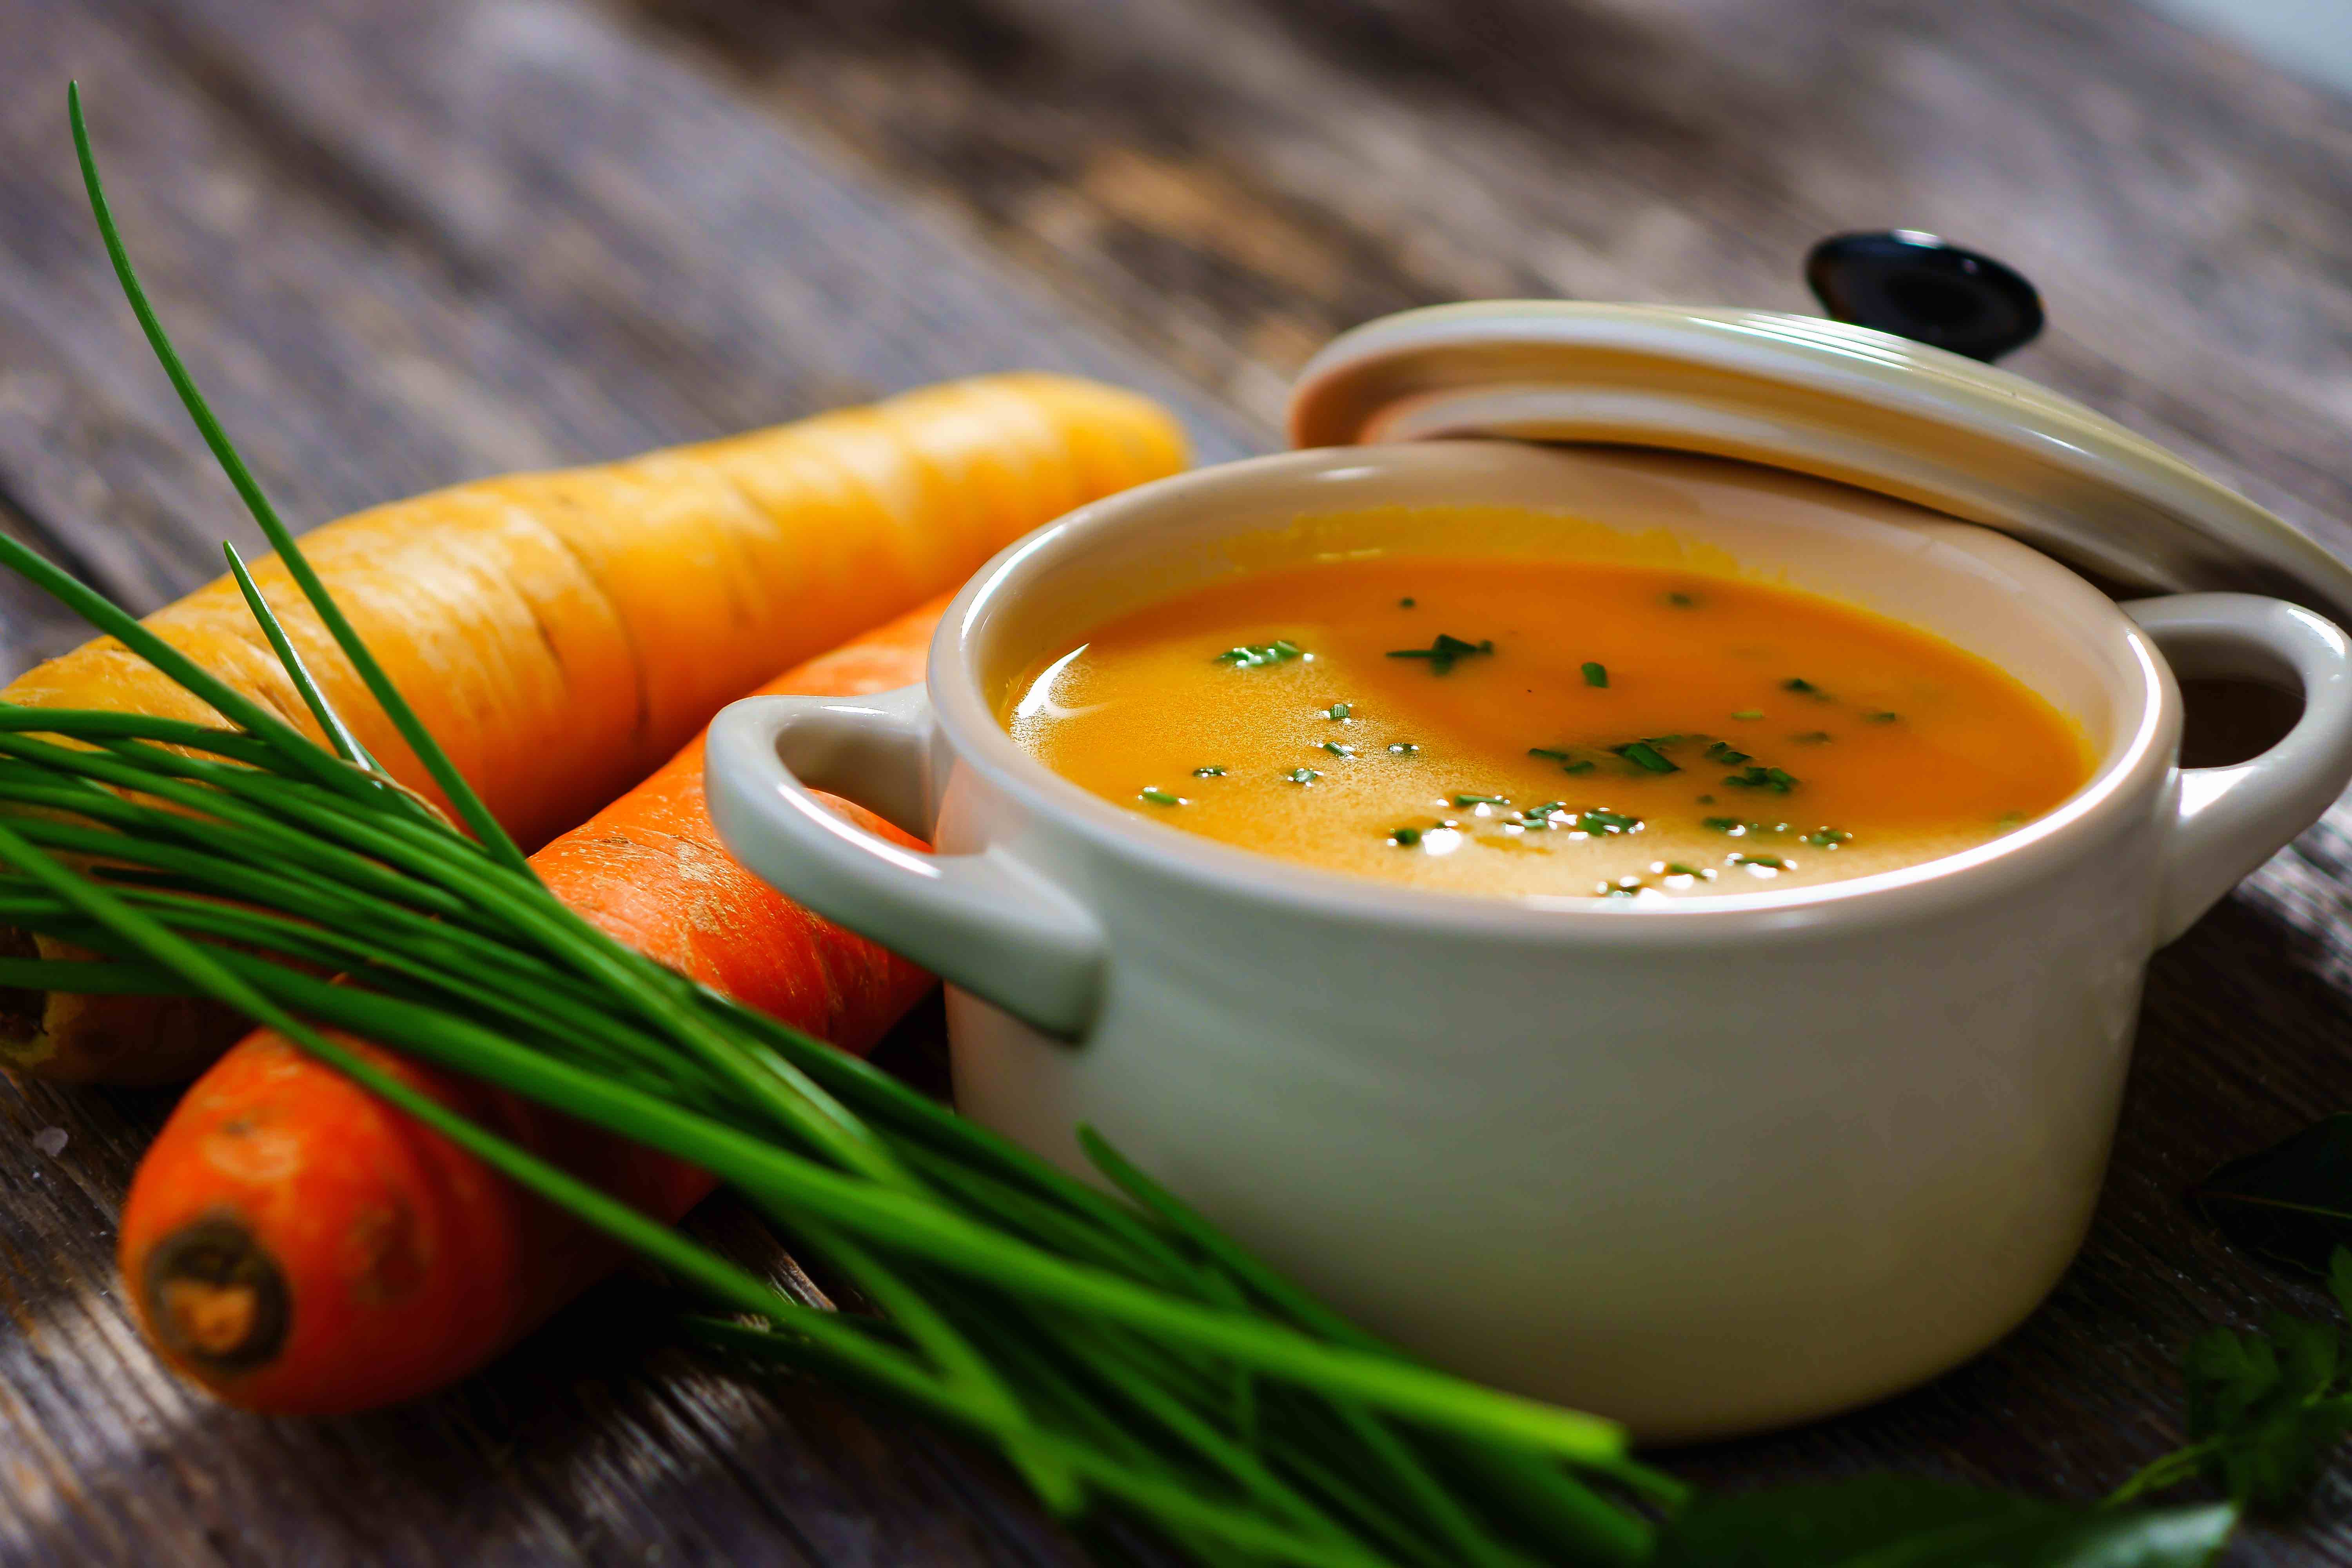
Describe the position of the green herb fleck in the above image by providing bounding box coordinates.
[1325,702,1351,720]
[1452,792,1509,808]
[1664,862,1703,877]
[1732,708,1764,721]
[1783,677,1828,698]
[1803,828,1852,848]
[1704,741,1750,766]
[1387,742,1421,756]
[1576,808,1642,835]
[1191,766,1226,778]
[1386,633,1494,675]
[1215,639,1305,668]
[1702,817,1745,834]
[1791,731,1833,745]
[1695,793,1715,804]
[1613,740,1678,773]
[1664,592,1698,608]
[1399,597,1416,608]
[1389,826,1422,847]
[1866,710,1900,724]
[1320,742,1354,758]
[1528,747,1573,763]
[1996,810,2027,828]
[1724,765,1798,793]
[1286,768,1321,784]
[1731,853,1786,868]
[1563,760,1596,775]
[1582,661,1609,688]
[1139,788,1183,807]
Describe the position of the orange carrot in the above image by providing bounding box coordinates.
[118,600,945,1414]
[7,373,1182,1083]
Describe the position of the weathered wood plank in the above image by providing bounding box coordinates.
[8,0,2352,1562]
[0,0,1259,621]
[637,0,2352,555]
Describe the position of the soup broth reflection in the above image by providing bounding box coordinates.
[1001,555,2092,900]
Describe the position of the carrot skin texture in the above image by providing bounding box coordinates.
[6,374,1183,1082]
[119,603,944,1415]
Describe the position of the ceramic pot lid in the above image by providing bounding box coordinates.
[1287,297,2352,628]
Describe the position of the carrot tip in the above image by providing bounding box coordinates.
[142,1217,290,1374]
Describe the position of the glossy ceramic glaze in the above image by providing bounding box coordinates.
[706,441,2352,1439]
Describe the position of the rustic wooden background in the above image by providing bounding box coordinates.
[5,0,2352,1562]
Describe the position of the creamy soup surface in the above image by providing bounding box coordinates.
[1001,556,2094,900]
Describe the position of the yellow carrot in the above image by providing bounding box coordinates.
[2,373,1184,1082]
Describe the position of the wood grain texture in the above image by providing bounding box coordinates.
[637,0,2352,553]
[0,0,1257,613]
[5,0,2352,1561]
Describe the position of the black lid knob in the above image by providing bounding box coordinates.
[1804,230,2043,363]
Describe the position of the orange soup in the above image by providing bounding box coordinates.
[1001,556,2094,900]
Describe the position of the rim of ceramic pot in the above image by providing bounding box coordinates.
[931,443,2177,946]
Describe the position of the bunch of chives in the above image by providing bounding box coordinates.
[0,87,1688,1566]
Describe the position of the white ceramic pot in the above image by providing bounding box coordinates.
[705,439,2352,1440]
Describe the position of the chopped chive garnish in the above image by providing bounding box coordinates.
[1386,633,1494,675]
[1613,740,1677,774]
[1996,810,2027,828]
[1390,826,1423,846]
[1192,766,1227,777]
[1732,709,1764,721]
[1703,741,1750,766]
[1802,828,1852,848]
[1664,862,1703,876]
[1563,760,1595,775]
[1664,592,1698,608]
[1215,639,1305,667]
[1326,702,1351,720]
[1723,765,1797,793]
[1386,742,1421,756]
[1702,817,1744,834]
[1320,742,1354,757]
[1399,597,1416,608]
[1528,747,1573,762]
[1731,853,1786,869]
[1581,661,1608,688]
[1792,731,1832,744]
[1602,879,1643,898]
[1286,767,1320,784]
[1695,793,1715,804]
[1782,678,1828,698]
[1576,808,1642,834]
[1139,788,1184,807]
[1452,792,1508,808]
[1865,711,1900,724]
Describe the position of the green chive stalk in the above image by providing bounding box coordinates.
[9,85,1689,1565]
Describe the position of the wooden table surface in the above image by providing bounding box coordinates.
[6,0,2352,1562]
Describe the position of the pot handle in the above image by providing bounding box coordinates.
[702,684,1105,1039]
[2127,594,2352,947]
